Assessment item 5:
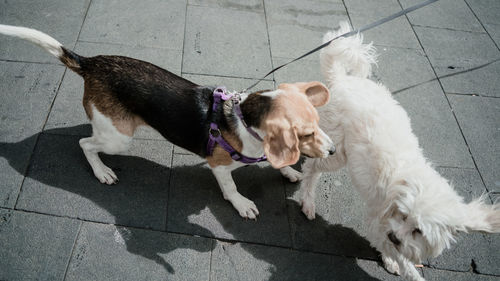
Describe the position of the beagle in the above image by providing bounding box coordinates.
[0,25,335,219]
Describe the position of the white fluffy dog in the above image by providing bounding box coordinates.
[298,22,500,281]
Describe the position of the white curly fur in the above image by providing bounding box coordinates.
[298,21,500,281]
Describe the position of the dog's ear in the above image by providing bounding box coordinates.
[278,81,330,107]
[263,118,300,169]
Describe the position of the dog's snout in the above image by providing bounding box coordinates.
[328,145,336,155]
[387,232,401,246]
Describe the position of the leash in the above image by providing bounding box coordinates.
[242,0,439,92]
[207,87,267,164]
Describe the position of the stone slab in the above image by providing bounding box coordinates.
[428,167,500,275]
[44,41,182,140]
[395,81,474,168]
[0,209,80,281]
[182,5,271,79]
[211,240,387,281]
[265,0,348,59]
[286,168,378,259]
[0,61,65,208]
[65,222,213,281]
[413,26,500,77]
[466,0,500,47]
[16,133,172,230]
[79,0,186,50]
[373,45,436,92]
[440,60,500,98]
[400,0,483,32]
[448,95,500,193]
[0,0,90,63]
[344,0,421,49]
[272,57,323,86]
[188,0,263,12]
[167,154,291,247]
[423,268,500,281]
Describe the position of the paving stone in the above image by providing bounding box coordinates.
[0,209,80,281]
[0,0,90,63]
[182,5,271,79]
[44,41,182,140]
[448,95,499,193]
[466,0,500,46]
[272,57,323,85]
[423,268,500,281]
[400,0,483,32]
[188,0,263,12]
[344,0,421,49]
[373,45,436,92]
[65,222,212,281]
[413,26,500,77]
[16,133,172,230]
[181,73,275,93]
[0,61,65,208]
[440,59,500,98]
[167,154,291,247]
[211,240,385,281]
[79,0,186,50]
[286,169,378,259]
[428,167,500,275]
[265,0,348,59]
[395,81,474,168]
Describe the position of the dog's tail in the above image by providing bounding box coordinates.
[463,194,500,233]
[320,21,376,85]
[0,24,82,73]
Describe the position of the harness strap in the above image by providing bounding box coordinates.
[207,87,267,164]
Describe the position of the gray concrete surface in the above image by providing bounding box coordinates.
[0,0,499,280]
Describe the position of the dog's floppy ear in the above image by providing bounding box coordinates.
[295,81,331,107]
[263,118,300,169]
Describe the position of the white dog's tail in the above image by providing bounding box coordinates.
[463,195,500,233]
[0,24,82,72]
[320,21,376,85]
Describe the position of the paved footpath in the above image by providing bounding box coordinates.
[0,0,499,280]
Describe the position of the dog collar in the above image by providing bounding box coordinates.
[206,87,267,164]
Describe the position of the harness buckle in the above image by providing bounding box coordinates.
[209,127,221,138]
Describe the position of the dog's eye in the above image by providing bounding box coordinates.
[302,132,314,138]
[412,228,422,236]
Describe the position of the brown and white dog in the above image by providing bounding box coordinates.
[0,25,335,219]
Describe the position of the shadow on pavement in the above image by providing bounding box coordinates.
[1,124,381,280]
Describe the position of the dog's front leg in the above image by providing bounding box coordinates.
[211,165,259,219]
[299,158,323,220]
[393,254,425,281]
[279,166,302,182]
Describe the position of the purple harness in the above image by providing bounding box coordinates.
[206,87,267,164]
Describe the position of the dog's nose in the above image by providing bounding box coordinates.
[328,145,336,155]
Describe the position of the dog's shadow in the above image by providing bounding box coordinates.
[1,124,381,280]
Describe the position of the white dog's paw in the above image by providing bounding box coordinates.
[94,164,118,185]
[382,255,400,275]
[300,197,316,220]
[280,167,303,182]
[231,195,260,220]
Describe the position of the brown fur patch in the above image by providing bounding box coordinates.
[205,130,243,167]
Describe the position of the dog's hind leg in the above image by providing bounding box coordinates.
[80,105,133,185]
[299,152,346,220]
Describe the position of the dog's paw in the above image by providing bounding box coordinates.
[382,255,400,276]
[300,197,316,220]
[231,195,260,220]
[280,167,303,182]
[94,165,118,185]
